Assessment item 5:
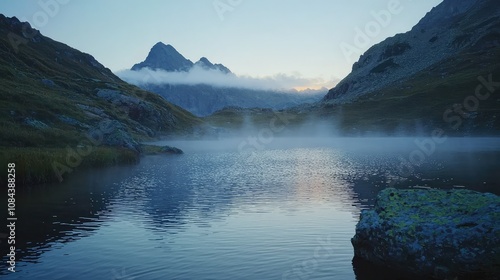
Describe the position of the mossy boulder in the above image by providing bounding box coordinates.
[352,188,500,279]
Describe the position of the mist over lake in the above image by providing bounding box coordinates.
[2,137,498,279]
[1,0,499,278]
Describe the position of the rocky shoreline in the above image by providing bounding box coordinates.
[352,188,500,279]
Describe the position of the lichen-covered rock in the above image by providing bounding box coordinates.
[95,88,177,131]
[88,120,140,153]
[352,188,500,280]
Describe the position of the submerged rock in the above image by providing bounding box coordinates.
[352,188,500,280]
[160,146,184,155]
[139,144,184,155]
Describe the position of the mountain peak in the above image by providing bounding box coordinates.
[131,42,193,72]
[413,0,479,32]
[151,42,176,52]
[132,43,231,74]
[153,41,169,47]
[199,57,211,63]
[196,57,214,68]
[194,57,231,74]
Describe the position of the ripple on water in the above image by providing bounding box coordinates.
[3,140,498,279]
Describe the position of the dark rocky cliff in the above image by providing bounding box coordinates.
[324,0,500,102]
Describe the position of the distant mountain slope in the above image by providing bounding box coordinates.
[324,0,500,102]
[0,16,201,148]
[126,42,323,116]
[318,0,500,135]
[140,83,323,117]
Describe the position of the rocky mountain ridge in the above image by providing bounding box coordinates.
[194,57,231,74]
[127,42,323,116]
[324,0,500,102]
[131,42,231,74]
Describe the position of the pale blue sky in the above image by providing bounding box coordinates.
[1,0,442,89]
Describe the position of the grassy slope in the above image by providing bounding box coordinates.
[327,47,500,135]
[0,16,201,186]
[205,47,500,136]
[321,1,500,135]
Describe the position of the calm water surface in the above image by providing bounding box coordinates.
[1,138,499,279]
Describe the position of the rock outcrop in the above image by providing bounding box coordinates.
[0,15,200,151]
[88,120,140,153]
[352,188,500,280]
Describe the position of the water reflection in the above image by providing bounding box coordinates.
[1,138,498,279]
[0,165,136,273]
[112,148,364,236]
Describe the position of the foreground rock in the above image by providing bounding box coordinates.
[352,188,500,280]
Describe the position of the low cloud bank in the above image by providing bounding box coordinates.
[116,66,332,92]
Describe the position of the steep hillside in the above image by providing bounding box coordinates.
[321,0,500,134]
[324,0,500,102]
[0,15,201,185]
